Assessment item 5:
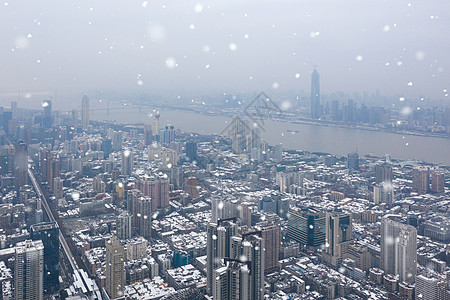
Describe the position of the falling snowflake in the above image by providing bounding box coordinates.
[229,43,237,51]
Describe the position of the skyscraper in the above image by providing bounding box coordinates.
[137,196,152,240]
[347,152,359,170]
[310,67,321,119]
[105,236,125,299]
[14,140,28,190]
[260,223,280,274]
[375,163,393,184]
[81,95,89,131]
[30,222,60,294]
[206,219,238,295]
[121,149,134,176]
[185,141,197,162]
[143,124,152,146]
[412,167,429,194]
[381,217,417,283]
[373,182,394,206]
[430,171,444,194]
[324,212,352,267]
[287,208,326,248]
[117,211,133,240]
[42,100,52,129]
[14,240,44,300]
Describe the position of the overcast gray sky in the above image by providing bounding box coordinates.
[1,0,449,106]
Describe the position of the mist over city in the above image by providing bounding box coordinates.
[0,1,449,300]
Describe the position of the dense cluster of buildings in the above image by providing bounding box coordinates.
[0,91,448,300]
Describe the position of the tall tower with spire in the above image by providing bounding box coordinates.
[311,67,321,119]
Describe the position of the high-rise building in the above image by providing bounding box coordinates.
[42,100,52,129]
[14,240,44,300]
[325,212,352,267]
[347,152,359,170]
[375,163,393,184]
[117,211,133,240]
[431,171,444,194]
[121,149,134,176]
[412,167,430,194]
[105,236,125,299]
[415,273,448,300]
[142,124,152,146]
[101,139,113,159]
[14,140,28,190]
[137,196,152,239]
[160,124,175,145]
[81,95,89,131]
[185,141,197,162]
[260,223,280,274]
[373,182,394,206]
[30,222,60,294]
[310,67,321,119]
[381,217,417,283]
[53,177,63,199]
[206,219,238,295]
[287,208,326,248]
[11,100,17,119]
[152,112,160,141]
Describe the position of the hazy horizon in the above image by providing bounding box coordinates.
[1,0,449,108]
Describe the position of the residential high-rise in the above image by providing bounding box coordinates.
[14,140,28,190]
[412,167,429,194]
[287,208,326,248]
[260,223,280,274]
[160,124,175,145]
[347,152,359,170]
[137,196,152,240]
[325,212,352,267]
[42,100,52,129]
[310,67,321,119]
[81,95,89,131]
[105,236,125,299]
[381,217,417,283]
[375,163,393,184]
[374,182,394,206]
[206,219,238,295]
[415,273,448,300]
[14,240,44,300]
[431,171,444,194]
[121,149,134,176]
[30,222,60,294]
[117,211,133,240]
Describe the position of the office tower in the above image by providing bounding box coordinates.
[373,182,394,206]
[42,100,52,128]
[412,167,430,194]
[121,149,134,176]
[347,152,359,170]
[241,234,264,300]
[381,217,417,283]
[206,219,238,295]
[287,208,326,248]
[170,165,184,189]
[160,124,175,145]
[117,211,133,240]
[431,171,444,194]
[105,236,125,299]
[375,163,393,184]
[35,200,43,223]
[81,95,89,131]
[30,222,60,294]
[101,139,113,159]
[14,140,28,190]
[14,240,44,300]
[143,124,152,146]
[310,67,321,119]
[325,213,352,267]
[331,100,340,120]
[185,141,197,161]
[137,196,152,239]
[415,273,448,300]
[11,100,17,119]
[260,223,280,273]
[2,111,12,133]
[274,143,283,163]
